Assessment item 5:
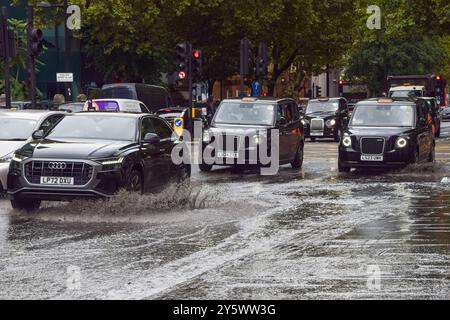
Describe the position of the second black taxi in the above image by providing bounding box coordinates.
[338,98,435,172]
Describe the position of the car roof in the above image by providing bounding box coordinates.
[72,112,151,119]
[309,97,344,102]
[356,98,416,106]
[390,86,424,91]
[222,97,295,103]
[0,110,64,119]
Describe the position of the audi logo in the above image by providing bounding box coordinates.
[48,162,67,170]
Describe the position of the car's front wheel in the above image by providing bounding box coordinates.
[199,164,213,172]
[11,199,41,212]
[126,169,143,193]
[338,159,351,173]
[428,145,435,163]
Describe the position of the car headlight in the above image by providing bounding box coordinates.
[0,153,13,163]
[203,130,211,143]
[396,137,408,148]
[11,153,28,163]
[99,157,124,166]
[342,136,352,147]
[326,119,337,127]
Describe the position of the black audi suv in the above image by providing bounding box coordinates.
[8,113,190,211]
[338,98,435,172]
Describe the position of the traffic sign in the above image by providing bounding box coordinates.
[252,81,261,97]
[57,73,74,83]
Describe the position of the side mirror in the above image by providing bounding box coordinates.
[32,129,45,140]
[279,117,287,126]
[143,133,160,144]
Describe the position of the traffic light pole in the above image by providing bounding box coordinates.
[26,6,37,109]
[187,43,194,135]
[1,7,11,108]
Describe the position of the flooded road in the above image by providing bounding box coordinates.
[1,123,450,300]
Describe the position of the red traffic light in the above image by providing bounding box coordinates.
[178,71,186,80]
[338,80,344,86]
[193,50,201,59]
[436,75,441,81]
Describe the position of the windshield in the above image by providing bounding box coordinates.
[389,90,423,98]
[0,118,37,140]
[102,87,135,100]
[306,101,339,114]
[350,104,415,127]
[214,102,275,125]
[47,116,137,141]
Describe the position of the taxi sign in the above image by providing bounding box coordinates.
[242,97,257,102]
[378,98,393,104]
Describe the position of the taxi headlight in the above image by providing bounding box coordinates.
[342,136,352,147]
[326,119,337,127]
[203,130,211,143]
[11,153,28,163]
[396,137,408,148]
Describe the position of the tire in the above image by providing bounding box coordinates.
[436,124,441,138]
[178,164,191,182]
[291,143,304,169]
[199,164,213,172]
[338,159,351,173]
[428,145,435,163]
[412,148,420,164]
[11,199,41,212]
[126,169,143,193]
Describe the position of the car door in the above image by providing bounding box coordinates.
[139,116,166,191]
[416,103,431,161]
[150,117,176,177]
[277,103,293,162]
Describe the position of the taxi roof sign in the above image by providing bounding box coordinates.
[242,97,257,102]
[378,98,394,103]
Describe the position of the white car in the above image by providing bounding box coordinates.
[82,99,150,113]
[0,110,66,194]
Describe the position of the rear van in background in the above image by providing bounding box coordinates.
[101,83,174,113]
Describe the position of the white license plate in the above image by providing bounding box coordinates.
[361,155,384,162]
[310,132,323,136]
[217,151,239,159]
[40,177,74,185]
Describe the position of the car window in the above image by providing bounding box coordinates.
[140,117,155,140]
[150,118,173,140]
[39,115,62,134]
[278,103,295,122]
[140,103,150,113]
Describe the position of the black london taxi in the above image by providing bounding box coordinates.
[8,113,190,211]
[200,97,304,172]
[302,97,349,142]
[338,98,435,172]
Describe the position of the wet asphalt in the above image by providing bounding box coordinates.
[0,123,449,300]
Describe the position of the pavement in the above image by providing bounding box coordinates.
[0,123,449,300]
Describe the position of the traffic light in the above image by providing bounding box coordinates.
[316,86,322,98]
[240,38,253,75]
[338,80,344,97]
[256,43,268,79]
[192,49,202,81]
[175,43,189,81]
[31,28,44,57]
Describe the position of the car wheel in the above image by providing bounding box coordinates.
[199,164,213,172]
[126,169,143,193]
[10,199,41,212]
[338,159,351,173]
[291,143,304,169]
[436,124,441,138]
[428,145,435,163]
[412,148,420,164]
[178,164,191,182]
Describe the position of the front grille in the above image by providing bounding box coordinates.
[311,119,324,131]
[24,160,93,185]
[220,135,241,152]
[361,138,385,155]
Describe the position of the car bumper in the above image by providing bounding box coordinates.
[7,159,126,201]
[304,125,338,138]
[339,146,412,168]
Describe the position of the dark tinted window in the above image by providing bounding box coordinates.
[140,117,155,140]
[39,115,64,134]
[102,86,136,100]
[150,118,173,140]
